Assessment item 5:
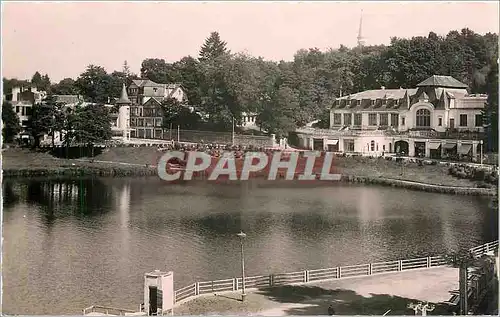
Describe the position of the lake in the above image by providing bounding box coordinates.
[2,177,497,314]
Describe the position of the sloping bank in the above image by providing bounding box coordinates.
[2,165,495,196]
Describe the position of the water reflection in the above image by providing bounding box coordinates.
[2,178,497,315]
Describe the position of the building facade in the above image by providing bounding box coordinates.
[127,79,187,139]
[3,85,47,139]
[297,75,486,160]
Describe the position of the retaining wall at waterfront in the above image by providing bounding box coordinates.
[173,241,499,306]
[3,166,495,196]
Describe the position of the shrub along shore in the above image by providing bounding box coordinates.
[2,148,496,196]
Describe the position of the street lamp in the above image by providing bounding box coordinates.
[237,231,247,301]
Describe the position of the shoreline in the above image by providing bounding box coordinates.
[2,166,495,196]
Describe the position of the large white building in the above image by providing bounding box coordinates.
[297,75,487,160]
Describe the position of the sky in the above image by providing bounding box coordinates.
[2,1,499,82]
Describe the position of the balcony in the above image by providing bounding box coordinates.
[296,127,485,140]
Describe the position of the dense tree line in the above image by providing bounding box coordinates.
[3,28,498,150]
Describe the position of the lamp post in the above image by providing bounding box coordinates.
[480,140,483,165]
[237,231,246,301]
[232,117,235,146]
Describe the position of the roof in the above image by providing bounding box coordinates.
[131,79,165,88]
[116,84,131,104]
[337,88,417,100]
[416,75,468,89]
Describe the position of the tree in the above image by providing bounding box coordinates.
[199,31,230,62]
[27,101,58,148]
[257,86,300,139]
[2,102,21,143]
[75,65,113,103]
[40,74,51,92]
[66,103,112,153]
[122,60,131,77]
[31,72,43,89]
[484,59,498,152]
[140,58,178,83]
[51,78,79,95]
[161,98,201,130]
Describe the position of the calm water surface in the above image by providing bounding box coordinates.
[2,177,497,314]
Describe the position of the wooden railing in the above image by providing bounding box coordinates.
[173,240,498,305]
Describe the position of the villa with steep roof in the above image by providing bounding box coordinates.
[126,79,187,139]
[296,75,487,160]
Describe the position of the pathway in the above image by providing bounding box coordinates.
[174,267,459,316]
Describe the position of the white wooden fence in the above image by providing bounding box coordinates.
[174,240,498,305]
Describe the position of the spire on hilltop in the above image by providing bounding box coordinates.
[357,9,366,48]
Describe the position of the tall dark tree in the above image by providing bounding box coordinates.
[2,102,21,143]
[31,72,43,89]
[199,32,229,61]
[40,74,51,92]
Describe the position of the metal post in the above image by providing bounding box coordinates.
[240,239,246,301]
[237,231,246,301]
[177,125,180,143]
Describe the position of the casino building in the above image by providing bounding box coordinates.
[296,75,487,160]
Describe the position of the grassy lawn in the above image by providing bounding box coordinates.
[335,156,478,187]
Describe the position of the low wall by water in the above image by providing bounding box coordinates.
[3,165,496,196]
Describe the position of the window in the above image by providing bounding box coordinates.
[333,113,342,125]
[416,109,431,127]
[370,140,375,151]
[459,114,467,127]
[357,100,361,106]
[438,117,443,126]
[379,113,388,126]
[344,140,355,152]
[153,88,158,93]
[370,100,375,105]
[369,113,377,126]
[343,113,352,126]
[402,117,406,126]
[383,145,386,151]
[391,114,399,127]
[16,106,20,113]
[475,114,482,127]
[155,118,162,127]
[354,113,362,126]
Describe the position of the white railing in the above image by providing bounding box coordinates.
[173,240,498,305]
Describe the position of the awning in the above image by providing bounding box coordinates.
[326,139,339,145]
[444,143,457,150]
[459,144,472,155]
[429,143,441,150]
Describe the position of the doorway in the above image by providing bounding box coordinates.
[149,286,158,315]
